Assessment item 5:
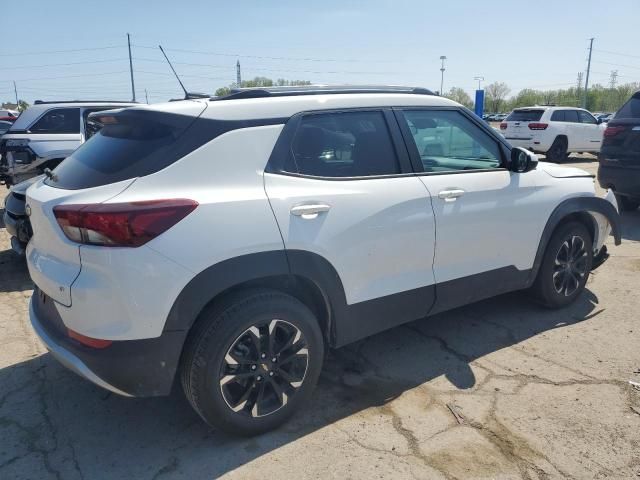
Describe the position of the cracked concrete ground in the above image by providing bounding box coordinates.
[1,157,639,479]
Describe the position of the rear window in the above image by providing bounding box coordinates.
[45,109,215,190]
[615,94,640,119]
[506,109,544,122]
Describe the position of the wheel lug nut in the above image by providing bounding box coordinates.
[261,353,266,359]
[269,371,274,377]
[251,365,257,370]
[257,375,262,381]
[272,357,277,362]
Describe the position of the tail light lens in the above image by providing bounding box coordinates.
[603,125,627,137]
[500,122,507,130]
[528,123,548,130]
[53,199,198,247]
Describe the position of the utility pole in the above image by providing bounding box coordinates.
[474,76,484,90]
[609,70,618,89]
[576,72,583,106]
[127,33,136,102]
[236,60,241,88]
[439,56,447,96]
[13,81,18,106]
[145,89,149,104]
[582,37,594,109]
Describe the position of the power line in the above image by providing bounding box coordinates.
[0,45,123,57]
[8,71,130,82]
[7,58,127,70]
[593,49,640,60]
[132,57,391,75]
[592,60,640,71]
[132,44,388,64]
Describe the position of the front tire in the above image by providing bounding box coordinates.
[531,221,593,308]
[181,289,324,436]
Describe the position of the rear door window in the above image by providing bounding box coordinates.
[288,111,400,177]
[551,111,566,122]
[29,108,80,134]
[506,110,544,122]
[615,94,640,119]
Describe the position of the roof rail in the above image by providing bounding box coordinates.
[210,85,435,101]
[33,100,138,105]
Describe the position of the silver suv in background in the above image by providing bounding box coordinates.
[0,100,136,187]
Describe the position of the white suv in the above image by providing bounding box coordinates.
[500,106,606,161]
[25,86,620,435]
[0,100,136,186]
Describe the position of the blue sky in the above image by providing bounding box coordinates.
[2,0,639,104]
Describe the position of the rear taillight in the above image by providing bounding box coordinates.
[53,199,198,247]
[603,125,627,137]
[500,122,507,130]
[528,123,548,130]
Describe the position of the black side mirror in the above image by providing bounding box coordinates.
[510,147,538,173]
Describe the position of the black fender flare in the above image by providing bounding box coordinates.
[529,196,621,283]
[163,250,290,333]
[162,249,385,348]
[163,250,351,347]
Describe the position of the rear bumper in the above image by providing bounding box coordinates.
[29,288,187,397]
[598,164,640,199]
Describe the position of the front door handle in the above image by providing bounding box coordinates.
[438,189,465,202]
[290,203,331,219]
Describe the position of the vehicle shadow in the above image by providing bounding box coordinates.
[0,288,599,479]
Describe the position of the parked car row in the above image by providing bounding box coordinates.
[483,113,507,122]
[10,85,621,436]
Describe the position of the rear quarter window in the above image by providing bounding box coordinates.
[615,94,640,119]
[505,110,544,122]
[45,108,218,190]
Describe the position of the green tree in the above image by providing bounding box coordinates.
[445,87,473,109]
[485,82,511,113]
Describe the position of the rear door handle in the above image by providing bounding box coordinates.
[438,189,465,202]
[290,203,331,219]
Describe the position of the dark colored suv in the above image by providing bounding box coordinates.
[598,91,640,211]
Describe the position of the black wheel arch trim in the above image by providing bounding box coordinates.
[528,196,621,284]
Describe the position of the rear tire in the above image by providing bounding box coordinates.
[531,221,593,308]
[546,137,568,162]
[614,193,639,212]
[181,289,324,436]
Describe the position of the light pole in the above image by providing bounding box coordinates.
[439,56,447,96]
[474,76,484,90]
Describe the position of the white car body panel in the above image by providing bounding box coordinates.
[419,169,541,283]
[265,173,436,304]
[25,178,135,306]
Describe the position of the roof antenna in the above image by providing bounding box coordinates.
[159,45,188,98]
[158,45,209,100]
